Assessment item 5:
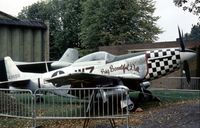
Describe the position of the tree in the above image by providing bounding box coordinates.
[185,24,200,41]
[189,24,200,41]
[18,0,81,60]
[174,0,200,17]
[80,0,162,49]
[18,0,161,57]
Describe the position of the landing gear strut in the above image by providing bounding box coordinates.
[129,89,160,111]
[138,89,153,102]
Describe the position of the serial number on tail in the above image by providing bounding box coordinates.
[8,74,20,80]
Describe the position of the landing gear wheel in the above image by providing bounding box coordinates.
[127,104,134,111]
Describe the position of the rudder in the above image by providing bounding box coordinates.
[3,57,22,81]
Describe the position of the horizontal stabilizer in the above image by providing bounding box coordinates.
[0,79,30,88]
[15,61,52,66]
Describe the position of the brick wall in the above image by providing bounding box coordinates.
[99,41,200,55]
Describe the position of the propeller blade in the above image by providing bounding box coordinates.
[183,61,191,83]
[178,27,185,52]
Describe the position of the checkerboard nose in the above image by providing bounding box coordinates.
[180,50,196,62]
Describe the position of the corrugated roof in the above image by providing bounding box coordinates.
[0,19,47,29]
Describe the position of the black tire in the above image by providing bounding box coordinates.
[138,90,153,102]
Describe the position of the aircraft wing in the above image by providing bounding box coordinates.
[0,79,30,88]
[46,73,142,88]
[15,61,53,66]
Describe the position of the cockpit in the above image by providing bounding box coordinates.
[74,51,116,63]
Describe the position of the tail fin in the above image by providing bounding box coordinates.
[59,48,79,62]
[51,48,79,68]
[3,56,22,81]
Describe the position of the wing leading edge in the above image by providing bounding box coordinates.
[46,73,142,88]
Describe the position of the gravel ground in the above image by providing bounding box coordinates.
[89,100,200,128]
[128,100,200,128]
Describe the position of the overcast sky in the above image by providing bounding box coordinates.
[0,0,199,42]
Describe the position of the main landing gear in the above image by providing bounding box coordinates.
[129,83,161,111]
[138,82,160,102]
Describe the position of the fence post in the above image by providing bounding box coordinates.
[31,90,36,128]
[126,90,129,128]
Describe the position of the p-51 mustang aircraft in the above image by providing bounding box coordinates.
[0,28,196,110]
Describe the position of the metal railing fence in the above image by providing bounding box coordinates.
[34,87,129,119]
[0,87,130,128]
[0,89,33,119]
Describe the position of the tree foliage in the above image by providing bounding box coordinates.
[18,0,81,60]
[174,0,200,17]
[185,24,200,41]
[80,0,161,49]
[18,0,161,58]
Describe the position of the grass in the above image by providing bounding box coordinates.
[129,89,200,102]
[129,89,200,109]
[34,94,88,117]
[151,89,200,102]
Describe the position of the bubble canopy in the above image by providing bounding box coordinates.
[74,51,115,63]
